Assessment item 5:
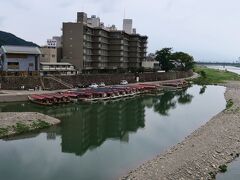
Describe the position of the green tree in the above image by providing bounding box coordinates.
[155,48,174,72]
[171,52,195,71]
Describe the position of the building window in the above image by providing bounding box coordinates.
[7,62,19,70]
[52,54,56,58]
[42,54,45,57]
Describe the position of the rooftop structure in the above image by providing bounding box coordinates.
[1,45,41,55]
[123,19,133,34]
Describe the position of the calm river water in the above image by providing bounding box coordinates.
[0,85,226,180]
[206,65,240,180]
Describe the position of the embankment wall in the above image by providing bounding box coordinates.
[0,71,193,90]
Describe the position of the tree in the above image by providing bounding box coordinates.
[155,48,174,72]
[171,52,195,71]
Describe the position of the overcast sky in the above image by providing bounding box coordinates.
[1,0,240,62]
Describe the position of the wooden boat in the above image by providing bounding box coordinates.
[160,80,189,90]
[28,94,53,106]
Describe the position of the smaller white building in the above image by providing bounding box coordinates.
[142,61,160,70]
[123,19,133,34]
[40,62,77,76]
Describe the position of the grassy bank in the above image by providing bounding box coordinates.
[193,66,240,85]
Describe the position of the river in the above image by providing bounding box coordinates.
[0,85,226,180]
[206,65,240,180]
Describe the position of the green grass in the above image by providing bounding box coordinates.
[13,122,30,134]
[31,120,50,129]
[193,66,240,85]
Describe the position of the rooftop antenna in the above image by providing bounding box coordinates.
[124,8,126,19]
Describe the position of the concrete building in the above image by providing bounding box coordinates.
[52,36,62,48]
[40,37,63,63]
[62,12,148,73]
[0,45,41,75]
[40,62,77,76]
[123,19,133,34]
[40,47,57,63]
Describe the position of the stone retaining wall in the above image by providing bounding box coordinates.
[0,76,42,90]
[0,71,193,90]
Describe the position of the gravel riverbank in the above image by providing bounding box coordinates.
[122,81,240,180]
[0,112,60,138]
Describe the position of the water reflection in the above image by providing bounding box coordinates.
[0,89,193,156]
[0,85,226,180]
[61,99,145,156]
[199,85,207,95]
[150,89,194,116]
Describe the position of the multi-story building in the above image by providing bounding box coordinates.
[62,12,148,73]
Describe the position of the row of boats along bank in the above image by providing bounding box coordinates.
[28,80,190,106]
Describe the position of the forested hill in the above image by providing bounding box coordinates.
[0,31,39,47]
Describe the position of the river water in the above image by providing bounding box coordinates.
[0,85,226,180]
[206,65,240,180]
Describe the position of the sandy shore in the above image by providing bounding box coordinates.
[122,81,240,180]
[0,112,60,138]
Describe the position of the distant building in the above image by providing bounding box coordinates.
[40,37,63,63]
[123,19,133,34]
[40,62,77,76]
[62,12,148,73]
[142,53,160,70]
[52,36,62,48]
[40,47,57,63]
[0,45,41,75]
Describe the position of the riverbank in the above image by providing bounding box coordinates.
[0,73,198,103]
[193,66,240,85]
[122,81,240,179]
[0,112,60,138]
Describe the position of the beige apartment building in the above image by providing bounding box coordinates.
[62,12,148,73]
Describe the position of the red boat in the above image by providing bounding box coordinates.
[28,94,53,106]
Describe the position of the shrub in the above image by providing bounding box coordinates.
[31,120,50,129]
[0,128,8,136]
[200,70,206,78]
[219,164,228,173]
[13,122,30,134]
[226,99,234,109]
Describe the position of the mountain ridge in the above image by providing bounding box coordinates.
[0,31,39,47]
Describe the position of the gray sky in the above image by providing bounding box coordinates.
[1,0,240,62]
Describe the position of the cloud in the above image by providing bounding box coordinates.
[58,0,76,8]
[5,0,30,10]
[0,17,5,26]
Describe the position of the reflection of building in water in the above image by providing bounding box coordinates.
[61,98,145,156]
[47,132,57,140]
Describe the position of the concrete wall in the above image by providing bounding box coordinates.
[0,71,193,90]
